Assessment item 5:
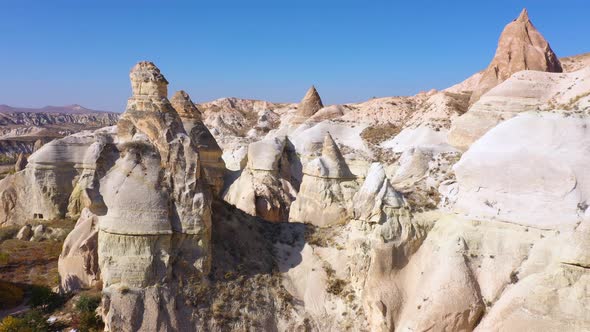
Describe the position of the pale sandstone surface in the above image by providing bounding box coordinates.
[290,85,324,125]
[451,112,590,229]
[4,9,589,331]
[449,66,590,150]
[59,208,100,292]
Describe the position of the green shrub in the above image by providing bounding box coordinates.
[75,311,103,332]
[0,252,9,266]
[0,226,19,243]
[76,294,101,313]
[0,310,49,332]
[21,310,50,332]
[0,316,30,332]
[28,285,64,312]
[72,294,103,332]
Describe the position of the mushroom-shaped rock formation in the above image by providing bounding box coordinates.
[291,85,324,125]
[289,133,358,227]
[171,90,225,195]
[470,8,562,104]
[224,136,299,222]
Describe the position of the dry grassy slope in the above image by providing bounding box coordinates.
[560,52,590,72]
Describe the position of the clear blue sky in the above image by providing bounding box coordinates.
[1,0,588,112]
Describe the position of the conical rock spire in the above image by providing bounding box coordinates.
[170,90,202,120]
[304,132,354,179]
[297,85,324,117]
[470,8,562,103]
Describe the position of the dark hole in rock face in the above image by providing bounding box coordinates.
[33,213,44,219]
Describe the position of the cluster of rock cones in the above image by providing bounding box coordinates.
[0,8,589,332]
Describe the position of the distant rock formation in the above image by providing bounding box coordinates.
[470,8,562,104]
[291,85,324,124]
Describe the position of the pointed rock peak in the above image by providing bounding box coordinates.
[297,85,324,117]
[322,132,344,162]
[469,9,562,103]
[130,61,169,98]
[170,90,202,119]
[516,8,529,22]
[171,90,191,102]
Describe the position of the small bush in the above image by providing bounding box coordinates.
[28,285,64,312]
[73,311,103,332]
[0,316,29,332]
[72,294,103,332]
[76,294,101,313]
[0,310,49,332]
[21,310,50,332]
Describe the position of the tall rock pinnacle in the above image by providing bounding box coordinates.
[129,61,169,98]
[298,85,324,115]
[470,8,562,103]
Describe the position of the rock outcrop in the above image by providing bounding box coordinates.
[224,136,299,222]
[470,9,562,104]
[58,208,100,292]
[290,133,358,227]
[449,65,590,150]
[14,153,27,171]
[95,61,215,330]
[171,90,225,195]
[0,127,118,226]
[450,112,590,229]
[353,163,405,223]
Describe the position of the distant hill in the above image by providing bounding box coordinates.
[0,104,115,114]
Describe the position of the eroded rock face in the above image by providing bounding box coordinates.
[353,163,405,223]
[470,9,562,104]
[224,136,299,222]
[59,208,100,292]
[451,112,590,229]
[0,127,118,226]
[449,66,590,150]
[171,90,225,195]
[14,153,27,171]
